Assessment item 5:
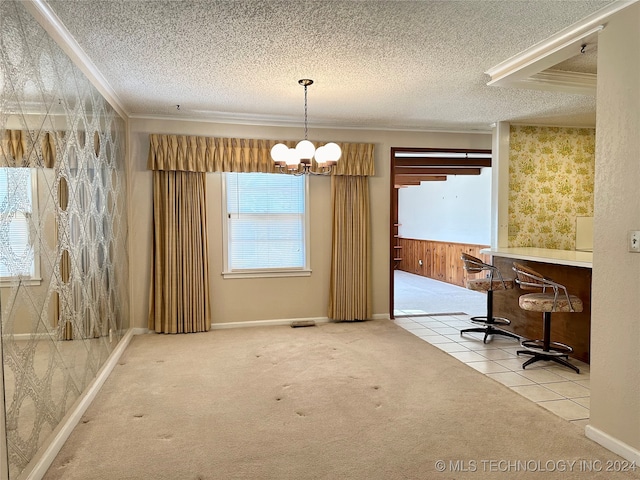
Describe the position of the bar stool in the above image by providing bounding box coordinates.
[512,262,583,373]
[459,253,519,344]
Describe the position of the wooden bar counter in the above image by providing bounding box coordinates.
[480,247,592,364]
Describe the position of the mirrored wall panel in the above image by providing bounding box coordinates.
[0,1,130,477]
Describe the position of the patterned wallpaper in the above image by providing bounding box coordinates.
[508,125,595,250]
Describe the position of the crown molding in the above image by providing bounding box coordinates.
[22,0,129,120]
[485,0,637,91]
[128,113,494,135]
[486,25,604,86]
[514,69,597,95]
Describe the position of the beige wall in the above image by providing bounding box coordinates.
[589,2,640,458]
[128,119,491,328]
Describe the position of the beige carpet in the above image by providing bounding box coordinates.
[44,320,635,480]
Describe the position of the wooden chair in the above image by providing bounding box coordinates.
[512,262,583,373]
[459,253,519,344]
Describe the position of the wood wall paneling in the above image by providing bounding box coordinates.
[397,238,490,288]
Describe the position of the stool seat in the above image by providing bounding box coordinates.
[459,253,519,344]
[512,262,582,374]
[467,278,514,292]
[519,293,583,313]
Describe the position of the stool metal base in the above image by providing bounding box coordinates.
[517,339,579,374]
[460,317,520,344]
[460,289,519,344]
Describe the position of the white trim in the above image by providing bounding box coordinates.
[492,122,510,249]
[209,315,390,330]
[132,327,151,335]
[210,317,333,330]
[2,333,55,342]
[585,425,640,464]
[128,113,494,134]
[22,0,129,120]
[222,269,312,279]
[485,1,637,92]
[21,329,135,480]
[221,173,310,276]
[486,25,604,87]
[519,69,597,96]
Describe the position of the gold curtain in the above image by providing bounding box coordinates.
[56,250,73,340]
[149,170,211,333]
[54,177,73,339]
[328,175,372,321]
[0,130,26,166]
[42,132,57,168]
[147,134,374,175]
[0,130,57,168]
[147,133,374,326]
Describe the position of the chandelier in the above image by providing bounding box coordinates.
[271,79,341,175]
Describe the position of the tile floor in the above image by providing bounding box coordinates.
[394,314,590,428]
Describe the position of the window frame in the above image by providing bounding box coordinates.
[0,167,41,286]
[221,172,311,279]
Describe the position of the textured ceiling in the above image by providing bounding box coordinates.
[45,0,619,132]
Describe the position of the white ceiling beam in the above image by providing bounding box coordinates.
[485,0,637,93]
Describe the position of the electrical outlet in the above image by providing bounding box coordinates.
[629,231,640,252]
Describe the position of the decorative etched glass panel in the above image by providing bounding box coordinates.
[0,1,130,478]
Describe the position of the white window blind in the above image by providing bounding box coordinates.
[0,168,35,278]
[225,172,307,272]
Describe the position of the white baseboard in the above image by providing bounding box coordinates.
[585,425,640,464]
[210,314,391,330]
[23,328,135,480]
[7,333,55,341]
[210,317,332,329]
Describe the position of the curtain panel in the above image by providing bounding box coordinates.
[147,133,374,326]
[147,134,375,176]
[328,175,372,321]
[149,170,211,333]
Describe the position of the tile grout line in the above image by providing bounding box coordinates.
[395,316,590,424]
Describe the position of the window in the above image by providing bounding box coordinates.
[222,172,310,278]
[0,168,40,283]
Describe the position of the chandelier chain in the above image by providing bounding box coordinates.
[303,84,308,140]
[270,78,340,174]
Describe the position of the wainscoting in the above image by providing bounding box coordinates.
[396,238,490,288]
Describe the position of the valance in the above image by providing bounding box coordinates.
[147,134,375,176]
[0,130,26,166]
[1,130,56,168]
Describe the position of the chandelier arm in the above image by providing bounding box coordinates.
[270,78,341,174]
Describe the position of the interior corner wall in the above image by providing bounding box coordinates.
[127,119,491,328]
[589,1,640,458]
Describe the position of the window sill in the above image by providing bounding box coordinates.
[0,277,42,287]
[222,269,312,279]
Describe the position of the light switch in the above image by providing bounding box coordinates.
[629,231,640,252]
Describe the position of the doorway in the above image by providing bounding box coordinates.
[389,147,492,319]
